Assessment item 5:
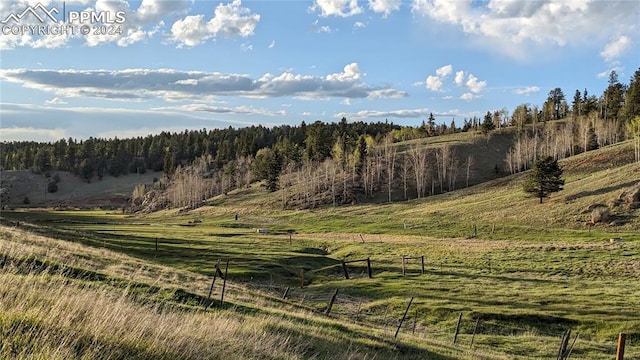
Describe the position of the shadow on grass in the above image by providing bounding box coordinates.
[565,180,639,201]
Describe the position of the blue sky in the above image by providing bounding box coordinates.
[0,0,638,142]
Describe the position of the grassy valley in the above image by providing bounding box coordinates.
[1,139,639,359]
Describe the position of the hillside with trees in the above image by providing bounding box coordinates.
[1,69,639,210]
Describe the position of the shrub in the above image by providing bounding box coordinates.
[47,180,58,193]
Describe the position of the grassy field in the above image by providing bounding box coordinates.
[1,141,639,359]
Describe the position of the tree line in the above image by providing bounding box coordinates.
[2,69,639,209]
[504,69,640,174]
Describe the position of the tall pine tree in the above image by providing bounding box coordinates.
[523,156,564,203]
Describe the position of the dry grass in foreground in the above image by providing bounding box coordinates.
[0,225,477,360]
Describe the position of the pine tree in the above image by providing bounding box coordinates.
[481,111,495,134]
[620,68,640,123]
[523,156,564,203]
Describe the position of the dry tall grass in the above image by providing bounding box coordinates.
[1,225,426,360]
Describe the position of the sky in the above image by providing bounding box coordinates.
[0,0,638,142]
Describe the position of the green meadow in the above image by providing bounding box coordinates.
[1,141,639,359]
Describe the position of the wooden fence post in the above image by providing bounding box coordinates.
[402,257,406,277]
[566,333,579,359]
[282,286,290,300]
[394,297,414,338]
[367,257,372,278]
[616,333,626,360]
[421,256,425,275]
[557,329,571,360]
[453,312,462,344]
[341,261,350,280]
[470,317,480,349]
[325,289,339,315]
[219,258,229,306]
[204,259,221,310]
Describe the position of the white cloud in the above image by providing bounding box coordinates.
[336,108,433,120]
[368,0,401,18]
[353,21,366,29]
[454,71,465,86]
[341,98,351,105]
[158,104,287,117]
[367,89,406,99]
[170,0,260,47]
[513,86,540,95]
[44,97,67,105]
[0,127,68,142]
[600,35,631,62]
[268,40,276,48]
[0,65,406,101]
[436,64,453,77]
[240,42,253,51]
[425,75,443,91]
[460,92,477,101]
[0,102,261,141]
[597,67,623,79]
[326,63,361,81]
[411,0,640,60]
[425,64,453,92]
[465,74,486,93]
[310,0,362,17]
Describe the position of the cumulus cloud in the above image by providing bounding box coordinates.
[513,86,540,95]
[170,0,260,47]
[454,71,465,86]
[424,65,485,96]
[411,0,639,60]
[460,92,477,101]
[310,0,362,17]
[368,0,401,17]
[0,64,406,101]
[353,21,366,29]
[310,20,333,33]
[436,64,453,77]
[600,35,631,62]
[425,75,444,91]
[465,74,486,93]
[425,64,453,91]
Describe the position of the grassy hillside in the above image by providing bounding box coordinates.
[0,170,159,206]
[1,140,638,359]
[1,224,495,360]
